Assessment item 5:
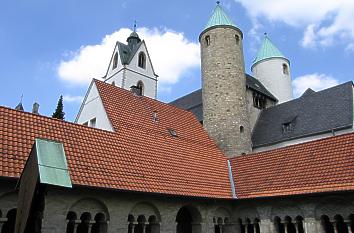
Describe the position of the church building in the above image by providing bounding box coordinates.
[0,3,353,233]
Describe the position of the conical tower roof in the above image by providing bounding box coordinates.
[205,2,236,29]
[252,35,288,67]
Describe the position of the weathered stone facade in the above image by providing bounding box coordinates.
[200,25,252,157]
[1,180,353,233]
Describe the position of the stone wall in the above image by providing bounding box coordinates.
[0,180,352,233]
[200,26,252,157]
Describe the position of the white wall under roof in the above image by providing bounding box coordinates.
[252,58,293,104]
[75,82,114,132]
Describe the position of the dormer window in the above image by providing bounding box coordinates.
[168,128,177,137]
[283,63,289,75]
[282,116,297,133]
[138,52,146,69]
[112,52,118,70]
[90,118,96,128]
[136,81,144,96]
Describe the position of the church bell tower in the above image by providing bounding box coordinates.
[200,2,252,157]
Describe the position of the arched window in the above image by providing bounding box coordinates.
[137,81,144,96]
[1,209,17,233]
[295,216,305,233]
[77,212,91,233]
[235,35,240,45]
[240,125,244,133]
[138,52,146,69]
[205,35,211,46]
[66,211,77,233]
[112,52,118,70]
[321,215,335,233]
[283,63,289,75]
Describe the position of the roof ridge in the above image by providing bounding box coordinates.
[236,131,354,159]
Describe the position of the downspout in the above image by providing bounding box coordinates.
[227,160,237,199]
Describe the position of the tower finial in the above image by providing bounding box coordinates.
[216,1,220,5]
[133,20,137,32]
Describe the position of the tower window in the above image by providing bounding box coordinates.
[90,118,96,128]
[283,63,289,75]
[240,125,244,133]
[138,52,146,69]
[112,52,118,70]
[137,81,144,96]
[235,35,240,45]
[205,35,210,46]
[253,92,266,109]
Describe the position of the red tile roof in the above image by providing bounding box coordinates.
[230,132,354,199]
[0,80,232,198]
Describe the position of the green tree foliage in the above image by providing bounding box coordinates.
[52,95,65,120]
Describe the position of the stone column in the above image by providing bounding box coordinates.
[345,222,352,233]
[88,220,95,232]
[0,218,6,233]
[331,222,338,233]
[303,218,317,233]
[131,222,137,233]
[260,219,272,233]
[294,222,299,233]
[284,222,289,233]
[254,223,258,233]
[74,219,81,232]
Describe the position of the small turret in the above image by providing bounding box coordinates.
[251,34,293,104]
[127,22,141,49]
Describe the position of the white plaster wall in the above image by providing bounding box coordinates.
[106,44,123,78]
[252,58,293,104]
[76,82,114,132]
[253,127,353,153]
[105,69,124,88]
[123,69,157,99]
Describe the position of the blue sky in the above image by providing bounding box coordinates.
[1,0,353,121]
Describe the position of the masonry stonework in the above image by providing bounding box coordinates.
[200,26,252,157]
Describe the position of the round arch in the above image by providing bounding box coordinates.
[129,202,161,222]
[67,197,110,221]
[176,205,202,233]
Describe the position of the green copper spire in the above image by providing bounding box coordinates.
[252,34,287,67]
[205,2,236,29]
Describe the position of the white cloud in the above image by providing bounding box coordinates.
[57,27,200,86]
[63,95,84,103]
[292,73,339,97]
[235,0,354,48]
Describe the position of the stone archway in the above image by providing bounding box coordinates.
[176,205,202,233]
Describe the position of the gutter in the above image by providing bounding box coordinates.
[227,160,237,199]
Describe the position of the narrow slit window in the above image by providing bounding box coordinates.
[283,63,289,75]
[235,35,240,45]
[205,35,210,46]
[112,52,118,70]
[138,52,146,69]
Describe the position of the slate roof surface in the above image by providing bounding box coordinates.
[117,41,142,65]
[252,81,353,147]
[230,132,354,199]
[170,74,276,122]
[0,80,232,198]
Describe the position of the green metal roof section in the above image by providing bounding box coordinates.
[35,138,72,188]
[205,2,236,29]
[252,35,287,67]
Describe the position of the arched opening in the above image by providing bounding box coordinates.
[135,215,146,233]
[138,52,146,69]
[91,213,107,233]
[77,212,91,233]
[205,35,210,46]
[113,52,118,70]
[246,218,254,233]
[254,218,260,233]
[295,216,305,233]
[176,206,201,233]
[238,219,245,233]
[66,211,77,233]
[1,208,17,233]
[321,215,334,233]
[235,35,240,45]
[127,214,135,233]
[137,81,144,96]
[285,216,296,233]
[274,216,285,233]
[282,63,289,75]
[146,215,159,233]
[240,125,244,133]
[334,215,348,233]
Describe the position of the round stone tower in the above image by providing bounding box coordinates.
[199,2,252,157]
[251,34,293,104]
